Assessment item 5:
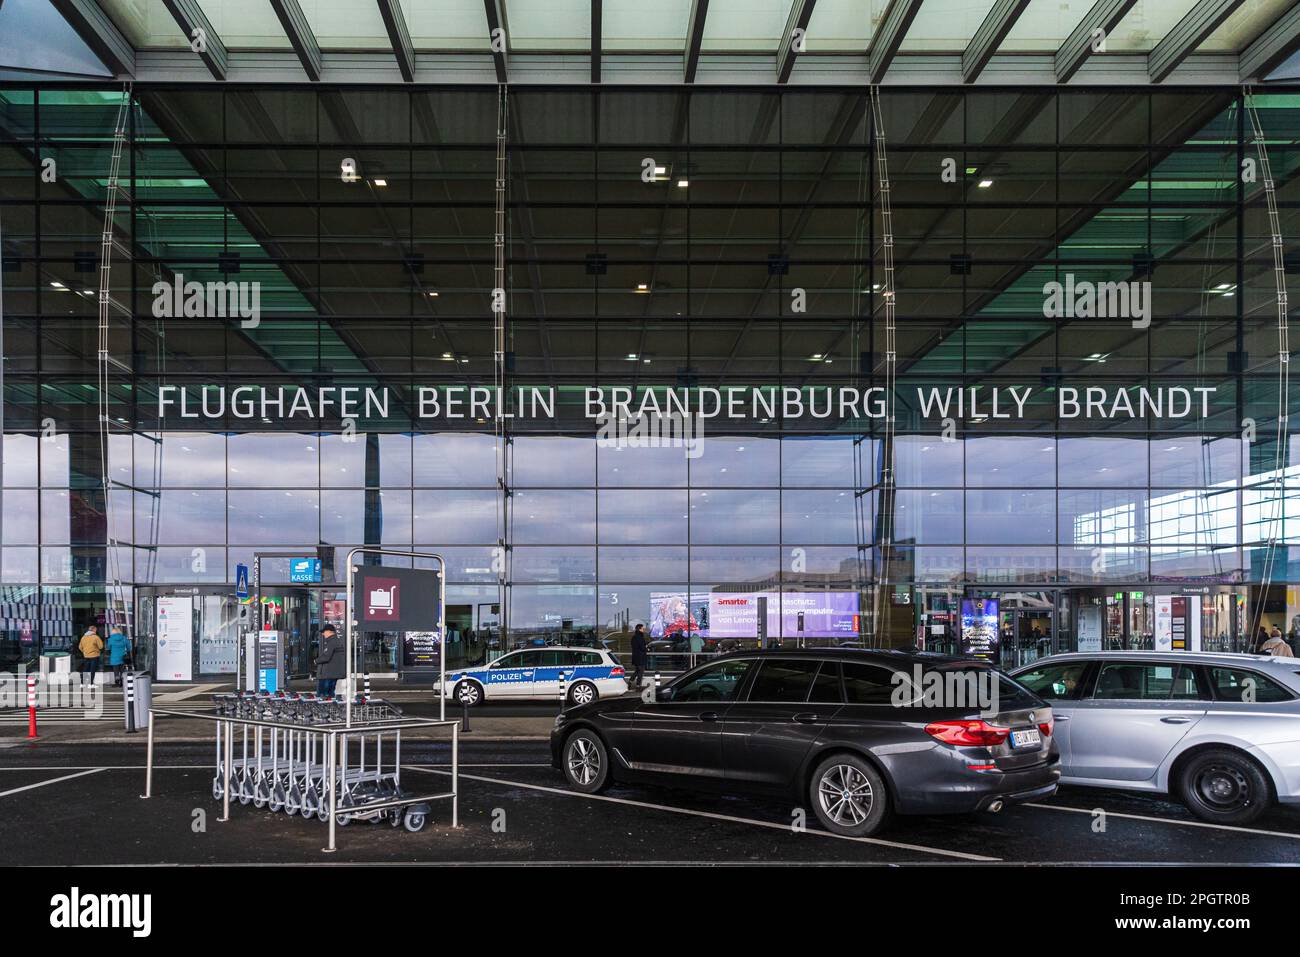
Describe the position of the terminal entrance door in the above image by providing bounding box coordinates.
[259,588,314,678]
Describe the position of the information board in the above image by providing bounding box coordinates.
[156,595,194,681]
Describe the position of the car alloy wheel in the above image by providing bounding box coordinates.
[817,763,875,828]
[568,682,596,706]
[567,736,601,787]
[456,681,482,707]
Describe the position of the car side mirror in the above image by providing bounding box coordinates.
[656,687,674,702]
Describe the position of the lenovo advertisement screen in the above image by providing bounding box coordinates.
[650,590,859,639]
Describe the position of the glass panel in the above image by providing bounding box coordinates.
[804,0,882,53]
[1003,0,1097,52]
[506,0,590,50]
[900,0,1000,52]
[405,0,493,50]
[298,0,396,50]
[1106,0,1203,52]
[99,0,191,48]
[604,0,692,51]
[1203,0,1295,53]
[191,0,296,49]
[702,0,792,51]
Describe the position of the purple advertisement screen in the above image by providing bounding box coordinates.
[650,591,859,639]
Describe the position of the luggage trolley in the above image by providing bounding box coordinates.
[141,548,457,852]
[205,693,430,830]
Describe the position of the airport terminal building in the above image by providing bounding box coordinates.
[1,0,1299,681]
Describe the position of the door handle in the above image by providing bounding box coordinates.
[1053,714,1070,721]
[1160,716,1192,724]
[699,712,720,722]
[792,712,819,724]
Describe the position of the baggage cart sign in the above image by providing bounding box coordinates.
[352,565,441,634]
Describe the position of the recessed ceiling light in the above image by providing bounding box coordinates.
[635,283,649,293]
[371,178,388,187]
[626,353,638,360]
[676,178,689,188]
[427,290,439,297]
[49,281,65,289]
[653,165,667,177]
[978,179,994,188]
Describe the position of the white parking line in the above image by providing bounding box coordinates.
[0,763,553,771]
[0,768,105,798]
[1026,801,1300,841]
[406,766,999,862]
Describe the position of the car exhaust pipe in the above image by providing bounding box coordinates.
[986,799,1004,814]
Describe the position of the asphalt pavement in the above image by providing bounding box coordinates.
[4,736,1300,865]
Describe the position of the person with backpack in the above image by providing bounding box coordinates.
[106,627,132,686]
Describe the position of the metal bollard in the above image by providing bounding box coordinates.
[26,673,37,739]
[124,671,137,734]
[458,683,472,733]
[558,669,568,708]
[654,671,661,691]
[363,672,371,700]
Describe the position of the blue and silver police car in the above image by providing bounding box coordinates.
[439,647,628,707]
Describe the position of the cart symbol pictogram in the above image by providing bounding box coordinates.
[367,585,397,617]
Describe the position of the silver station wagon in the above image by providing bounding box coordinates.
[1011,651,1300,825]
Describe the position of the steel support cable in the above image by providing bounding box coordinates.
[97,86,132,632]
[869,86,898,648]
[1192,99,1237,581]
[1244,86,1290,642]
[494,84,511,646]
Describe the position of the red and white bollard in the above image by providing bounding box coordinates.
[26,674,37,739]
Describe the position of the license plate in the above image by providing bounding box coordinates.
[1010,728,1041,749]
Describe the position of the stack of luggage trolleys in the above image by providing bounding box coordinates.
[208,690,432,832]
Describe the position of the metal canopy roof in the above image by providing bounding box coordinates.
[42,0,1300,85]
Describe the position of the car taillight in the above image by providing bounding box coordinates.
[610,666,625,677]
[1037,718,1053,738]
[924,719,1010,747]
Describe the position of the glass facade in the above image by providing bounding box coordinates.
[2,85,1299,676]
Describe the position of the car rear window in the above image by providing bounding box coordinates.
[1208,667,1293,703]
[1093,663,1202,701]
[842,662,896,704]
[747,660,824,702]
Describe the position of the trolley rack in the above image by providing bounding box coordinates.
[141,707,459,852]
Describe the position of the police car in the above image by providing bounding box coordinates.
[439,647,628,707]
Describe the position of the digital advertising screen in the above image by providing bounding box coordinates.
[649,590,859,639]
[960,598,1000,660]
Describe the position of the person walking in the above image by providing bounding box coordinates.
[1263,626,1294,658]
[630,623,648,689]
[106,627,132,686]
[78,625,104,683]
[314,624,346,697]
[1255,626,1271,654]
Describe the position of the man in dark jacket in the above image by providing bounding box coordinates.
[630,623,648,689]
[315,625,346,697]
